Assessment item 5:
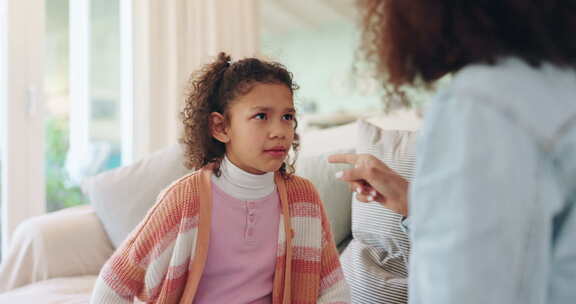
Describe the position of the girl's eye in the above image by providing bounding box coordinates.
[282,114,294,121]
[254,113,267,120]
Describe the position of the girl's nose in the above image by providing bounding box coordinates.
[269,129,286,139]
[269,122,289,139]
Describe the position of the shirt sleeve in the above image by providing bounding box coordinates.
[408,93,545,304]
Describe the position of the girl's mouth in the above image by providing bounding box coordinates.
[263,147,287,158]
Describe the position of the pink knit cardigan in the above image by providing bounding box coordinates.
[90,165,350,303]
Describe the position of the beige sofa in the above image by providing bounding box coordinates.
[0,112,421,303]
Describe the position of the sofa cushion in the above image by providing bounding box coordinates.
[295,148,354,249]
[81,144,192,248]
[0,206,114,292]
[342,119,418,304]
[0,275,96,303]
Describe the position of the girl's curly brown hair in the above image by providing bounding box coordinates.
[181,52,299,177]
[357,0,576,107]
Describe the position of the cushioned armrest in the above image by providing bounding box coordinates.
[0,205,115,292]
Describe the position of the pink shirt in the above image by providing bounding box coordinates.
[192,182,281,304]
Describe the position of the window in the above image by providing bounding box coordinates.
[45,0,122,211]
[259,0,427,130]
[260,0,381,120]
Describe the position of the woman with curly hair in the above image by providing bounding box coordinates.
[331,1,576,303]
[91,53,350,303]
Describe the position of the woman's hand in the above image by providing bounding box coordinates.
[329,153,409,217]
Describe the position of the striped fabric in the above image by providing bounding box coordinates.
[90,165,350,304]
[341,120,418,304]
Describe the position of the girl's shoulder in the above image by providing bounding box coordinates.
[150,170,204,216]
[121,170,204,257]
[282,174,321,205]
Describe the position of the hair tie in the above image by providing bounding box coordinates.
[218,52,232,68]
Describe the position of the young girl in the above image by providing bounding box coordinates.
[90,53,350,304]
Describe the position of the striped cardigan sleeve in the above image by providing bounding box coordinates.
[90,182,189,304]
[90,235,146,303]
[317,193,351,303]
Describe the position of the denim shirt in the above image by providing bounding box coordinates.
[408,58,576,304]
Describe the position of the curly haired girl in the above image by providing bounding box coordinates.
[91,53,350,304]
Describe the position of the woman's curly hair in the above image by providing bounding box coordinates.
[181,52,299,177]
[357,0,576,106]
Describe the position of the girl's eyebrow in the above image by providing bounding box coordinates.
[250,106,296,113]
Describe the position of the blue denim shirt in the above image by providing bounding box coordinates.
[408,58,576,304]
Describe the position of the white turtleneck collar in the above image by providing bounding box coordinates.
[211,155,276,201]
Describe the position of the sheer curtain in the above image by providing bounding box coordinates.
[0,0,46,257]
[127,0,260,162]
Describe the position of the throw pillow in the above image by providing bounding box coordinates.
[82,144,192,248]
[342,119,418,304]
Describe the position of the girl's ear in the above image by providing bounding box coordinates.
[210,112,230,143]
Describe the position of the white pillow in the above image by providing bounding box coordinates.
[81,144,192,248]
[295,148,354,248]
